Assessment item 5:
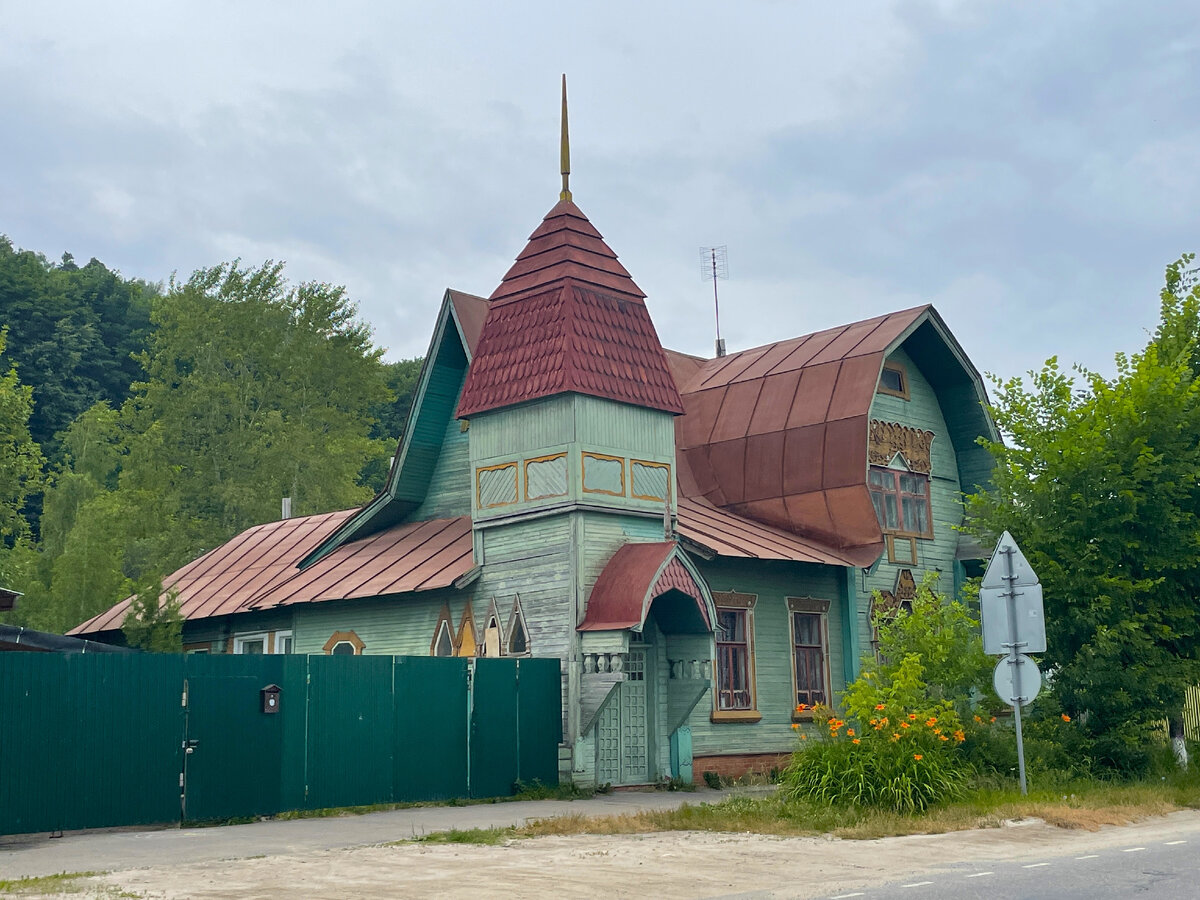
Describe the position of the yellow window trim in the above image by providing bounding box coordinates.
[476,461,518,509]
[523,452,569,501]
[581,451,626,497]
[630,458,671,502]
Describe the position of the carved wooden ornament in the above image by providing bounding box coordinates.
[868,420,935,474]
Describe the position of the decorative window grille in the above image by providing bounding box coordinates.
[631,460,670,501]
[477,463,518,508]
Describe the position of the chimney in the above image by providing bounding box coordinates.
[281,497,292,520]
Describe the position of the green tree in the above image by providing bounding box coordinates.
[967,254,1200,773]
[122,573,182,653]
[0,328,44,544]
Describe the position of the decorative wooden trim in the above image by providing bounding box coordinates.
[786,597,830,614]
[868,420,935,474]
[876,361,910,400]
[581,451,626,496]
[711,591,756,609]
[324,629,365,655]
[787,599,832,720]
[887,534,918,565]
[712,592,759,717]
[480,596,505,657]
[506,594,530,656]
[710,708,763,723]
[630,458,671,502]
[476,461,518,508]
[868,464,935,539]
[455,601,477,657]
[430,605,456,657]
[523,452,568,501]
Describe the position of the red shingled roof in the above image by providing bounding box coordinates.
[668,306,932,565]
[457,199,683,417]
[70,511,474,636]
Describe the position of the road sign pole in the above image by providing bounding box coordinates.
[1003,545,1029,795]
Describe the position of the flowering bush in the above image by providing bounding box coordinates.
[782,655,972,812]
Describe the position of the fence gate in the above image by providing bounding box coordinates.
[181,669,283,822]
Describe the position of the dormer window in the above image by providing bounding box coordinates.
[877,362,909,400]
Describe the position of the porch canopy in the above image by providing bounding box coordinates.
[578,541,713,635]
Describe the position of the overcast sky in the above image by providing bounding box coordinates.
[3,1,1197,383]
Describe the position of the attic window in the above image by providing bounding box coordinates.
[877,363,909,400]
[507,595,529,655]
[323,630,365,656]
[434,622,454,657]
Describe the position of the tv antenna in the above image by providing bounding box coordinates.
[700,245,729,357]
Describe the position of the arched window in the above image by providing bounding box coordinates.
[433,619,454,657]
[507,594,530,655]
[322,630,365,655]
[430,604,458,657]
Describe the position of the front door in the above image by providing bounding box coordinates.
[595,635,656,786]
[620,646,650,783]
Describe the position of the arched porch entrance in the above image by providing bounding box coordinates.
[579,543,714,786]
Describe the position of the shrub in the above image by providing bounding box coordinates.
[782,660,973,813]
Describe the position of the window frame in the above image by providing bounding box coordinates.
[323,630,365,656]
[868,466,933,539]
[876,361,910,400]
[629,459,671,502]
[788,597,831,719]
[476,461,519,509]
[710,591,761,723]
[233,632,268,655]
[273,631,293,655]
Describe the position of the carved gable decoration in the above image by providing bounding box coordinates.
[869,420,935,474]
[894,568,917,601]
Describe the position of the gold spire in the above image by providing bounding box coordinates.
[559,74,572,201]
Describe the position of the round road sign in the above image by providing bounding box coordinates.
[993,654,1041,707]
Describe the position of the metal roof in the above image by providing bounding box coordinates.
[70,511,473,635]
[669,307,932,565]
[578,541,709,632]
[675,497,860,567]
[457,199,684,417]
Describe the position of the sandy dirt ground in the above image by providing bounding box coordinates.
[29,810,1197,899]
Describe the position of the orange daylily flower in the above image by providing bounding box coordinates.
[908,713,918,720]
[852,738,861,744]
[939,734,949,741]
[953,730,966,743]
[1061,714,1071,722]
[990,717,996,723]
[846,728,855,737]
[875,704,886,710]
[913,754,923,761]
[925,717,938,727]
[869,718,878,727]
[791,723,800,730]
[974,715,983,723]
[900,722,910,729]
[891,733,900,741]
[796,703,809,713]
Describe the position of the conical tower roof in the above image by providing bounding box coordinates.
[457,82,683,417]
[457,200,684,416]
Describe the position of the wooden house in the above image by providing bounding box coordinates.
[73,103,996,787]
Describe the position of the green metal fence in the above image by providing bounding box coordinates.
[0,653,561,836]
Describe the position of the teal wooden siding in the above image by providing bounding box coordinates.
[688,558,846,756]
[182,610,296,653]
[862,344,968,660]
[411,385,472,520]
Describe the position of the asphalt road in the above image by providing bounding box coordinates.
[815,819,1200,900]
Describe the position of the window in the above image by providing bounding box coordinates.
[234,633,267,655]
[507,595,529,655]
[433,620,454,657]
[274,631,293,654]
[716,609,751,710]
[323,630,365,655]
[789,598,831,713]
[868,467,932,537]
[710,591,760,721]
[525,453,568,501]
[631,460,670,502]
[877,362,909,400]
